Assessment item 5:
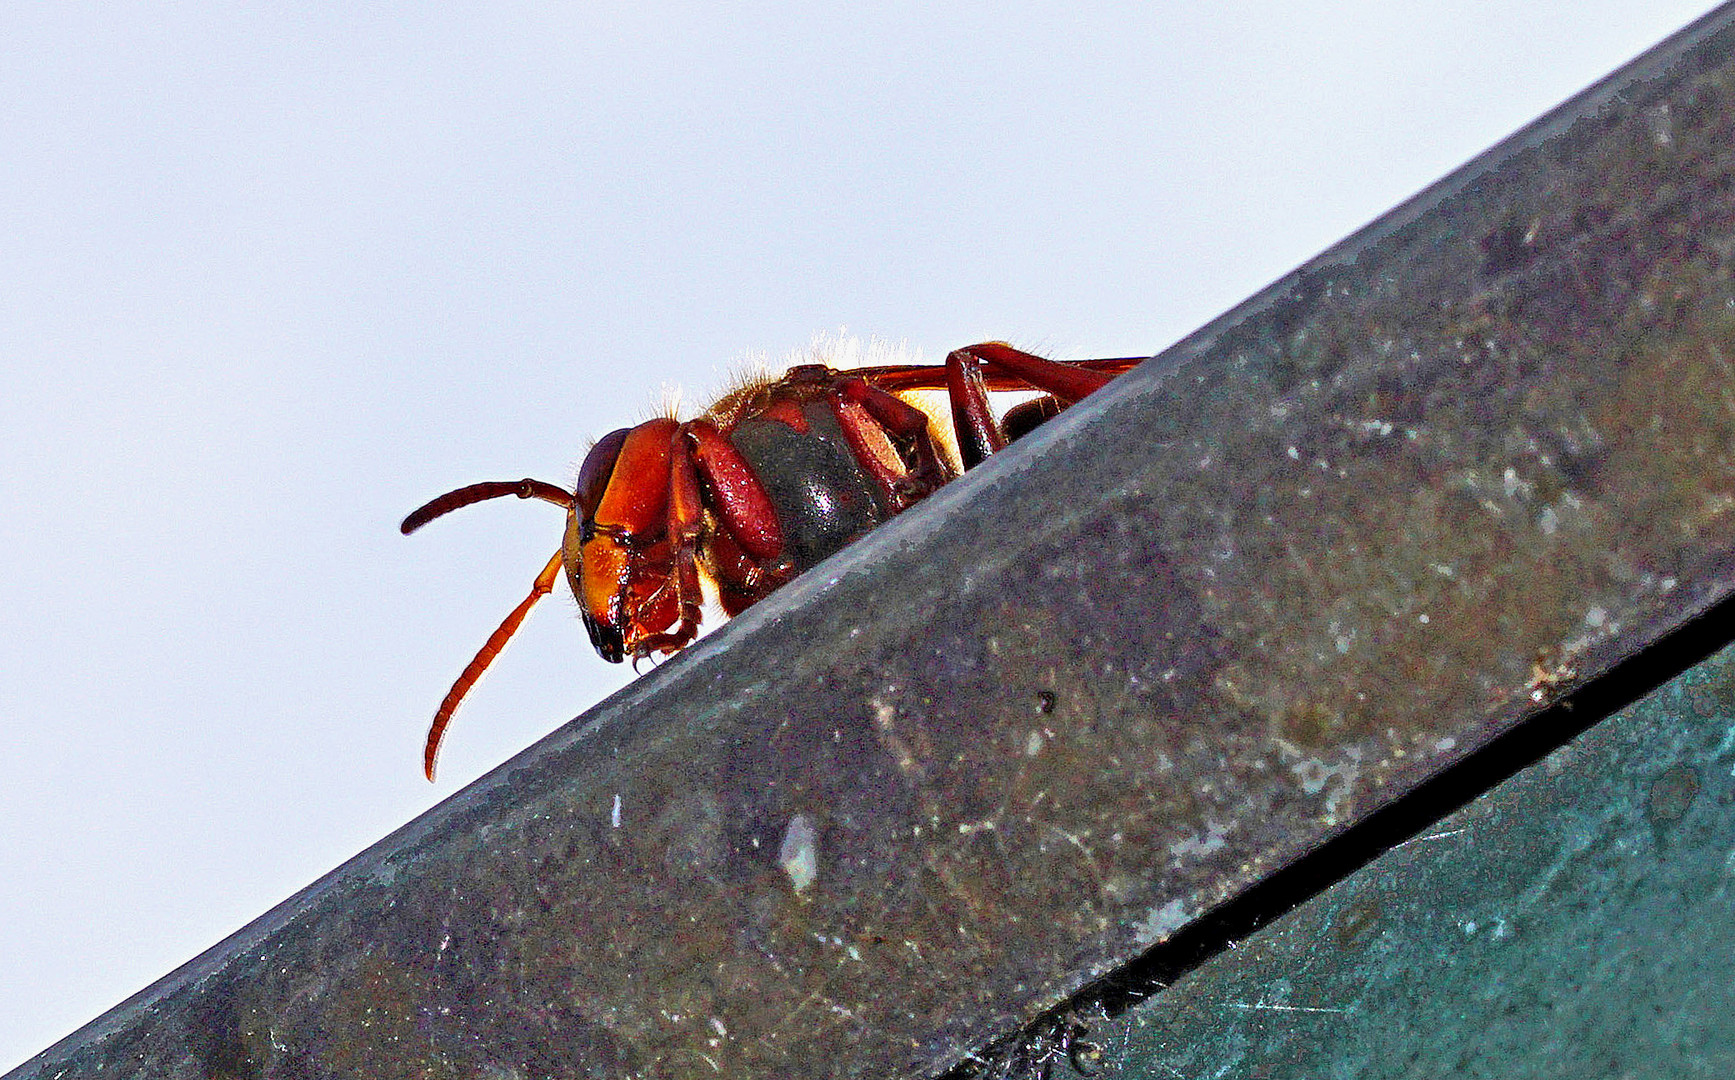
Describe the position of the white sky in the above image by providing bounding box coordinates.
[0,2,1721,1071]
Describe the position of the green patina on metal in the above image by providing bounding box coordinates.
[15,6,1735,1079]
[1086,635,1735,1079]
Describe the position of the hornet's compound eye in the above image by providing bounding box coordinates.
[575,428,632,519]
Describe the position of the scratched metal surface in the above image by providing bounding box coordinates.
[15,6,1735,1080]
[1090,637,1735,1080]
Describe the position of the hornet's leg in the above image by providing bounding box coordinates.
[830,377,957,509]
[944,342,1122,468]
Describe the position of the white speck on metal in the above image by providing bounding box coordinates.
[778,813,819,895]
[1133,898,1192,946]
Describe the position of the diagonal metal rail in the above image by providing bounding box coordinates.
[15,4,1735,1078]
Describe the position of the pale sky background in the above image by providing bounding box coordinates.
[0,2,1723,1071]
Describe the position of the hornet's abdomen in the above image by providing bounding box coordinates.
[728,406,891,572]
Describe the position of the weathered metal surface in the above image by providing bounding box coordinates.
[1083,632,1735,1079]
[15,5,1735,1079]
